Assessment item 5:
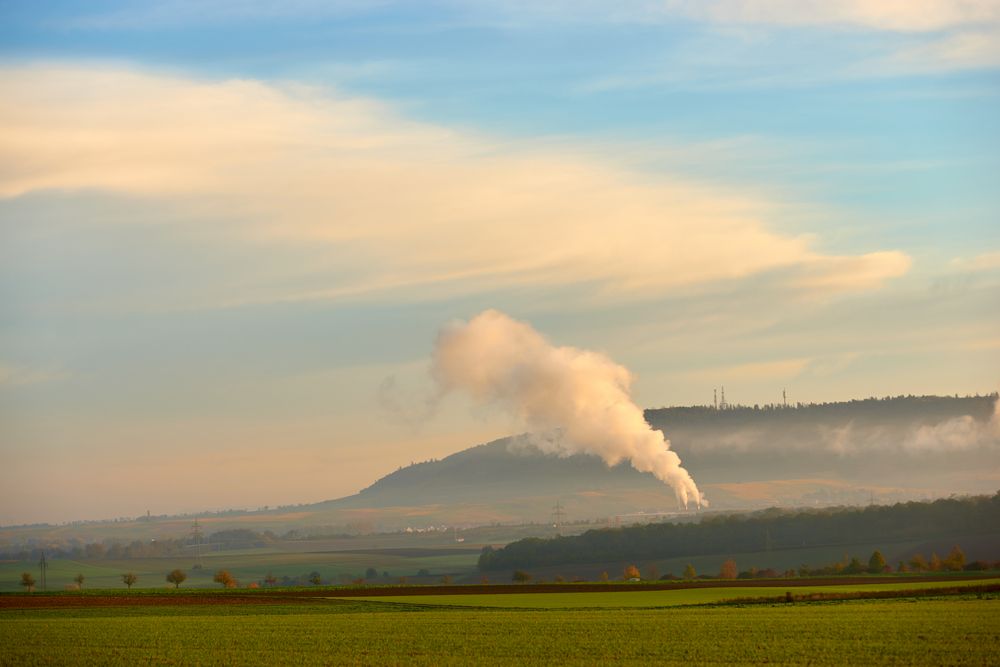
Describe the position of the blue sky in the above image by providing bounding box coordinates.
[1,1,998,522]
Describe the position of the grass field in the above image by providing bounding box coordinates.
[1,597,997,665]
[345,578,999,608]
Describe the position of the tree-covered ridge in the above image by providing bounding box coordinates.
[645,393,998,427]
[478,493,1000,571]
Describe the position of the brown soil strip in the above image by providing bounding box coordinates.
[0,595,317,609]
[722,583,1000,605]
[324,575,1000,597]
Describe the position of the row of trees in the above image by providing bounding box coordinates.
[504,545,998,585]
[18,568,227,591]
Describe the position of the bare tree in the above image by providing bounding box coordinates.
[20,572,35,592]
[73,573,85,589]
[122,573,137,590]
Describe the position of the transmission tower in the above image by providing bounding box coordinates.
[39,551,48,591]
[551,501,566,530]
[191,519,205,568]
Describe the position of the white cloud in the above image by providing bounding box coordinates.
[0,63,909,307]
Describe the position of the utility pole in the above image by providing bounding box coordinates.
[39,552,48,591]
[783,389,787,408]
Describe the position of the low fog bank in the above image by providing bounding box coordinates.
[646,394,999,483]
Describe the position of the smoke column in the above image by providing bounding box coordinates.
[432,309,705,508]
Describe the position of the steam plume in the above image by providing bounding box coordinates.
[432,309,705,508]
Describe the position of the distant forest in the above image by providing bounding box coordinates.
[478,493,1000,571]
[645,393,998,427]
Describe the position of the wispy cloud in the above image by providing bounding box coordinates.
[672,0,1000,72]
[951,251,1000,272]
[563,1,1000,91]
[55,0,385,29]
[661,0,1000,33]
[0,63,909,310]
[0,362,68,387]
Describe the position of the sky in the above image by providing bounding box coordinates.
[1,0,998,524]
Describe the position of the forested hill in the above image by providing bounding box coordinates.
[477,493,1000,571]
[342,393,998,513]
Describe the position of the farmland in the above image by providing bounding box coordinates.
[0,548,480,592]
[1,593,997,665]
[2,577,998,665]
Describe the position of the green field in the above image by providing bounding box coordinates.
[0,549,479,592]
[1,597,997,665]
[346,578,999,608]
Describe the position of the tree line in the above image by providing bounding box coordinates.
[501,545,998,585]
[478,493,1000,571]
[0,528,282,562]
[645,393,998,426]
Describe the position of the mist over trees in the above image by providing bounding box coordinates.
[0,529,281,563]
[646,394,999,478]
[478,493,1000,571]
